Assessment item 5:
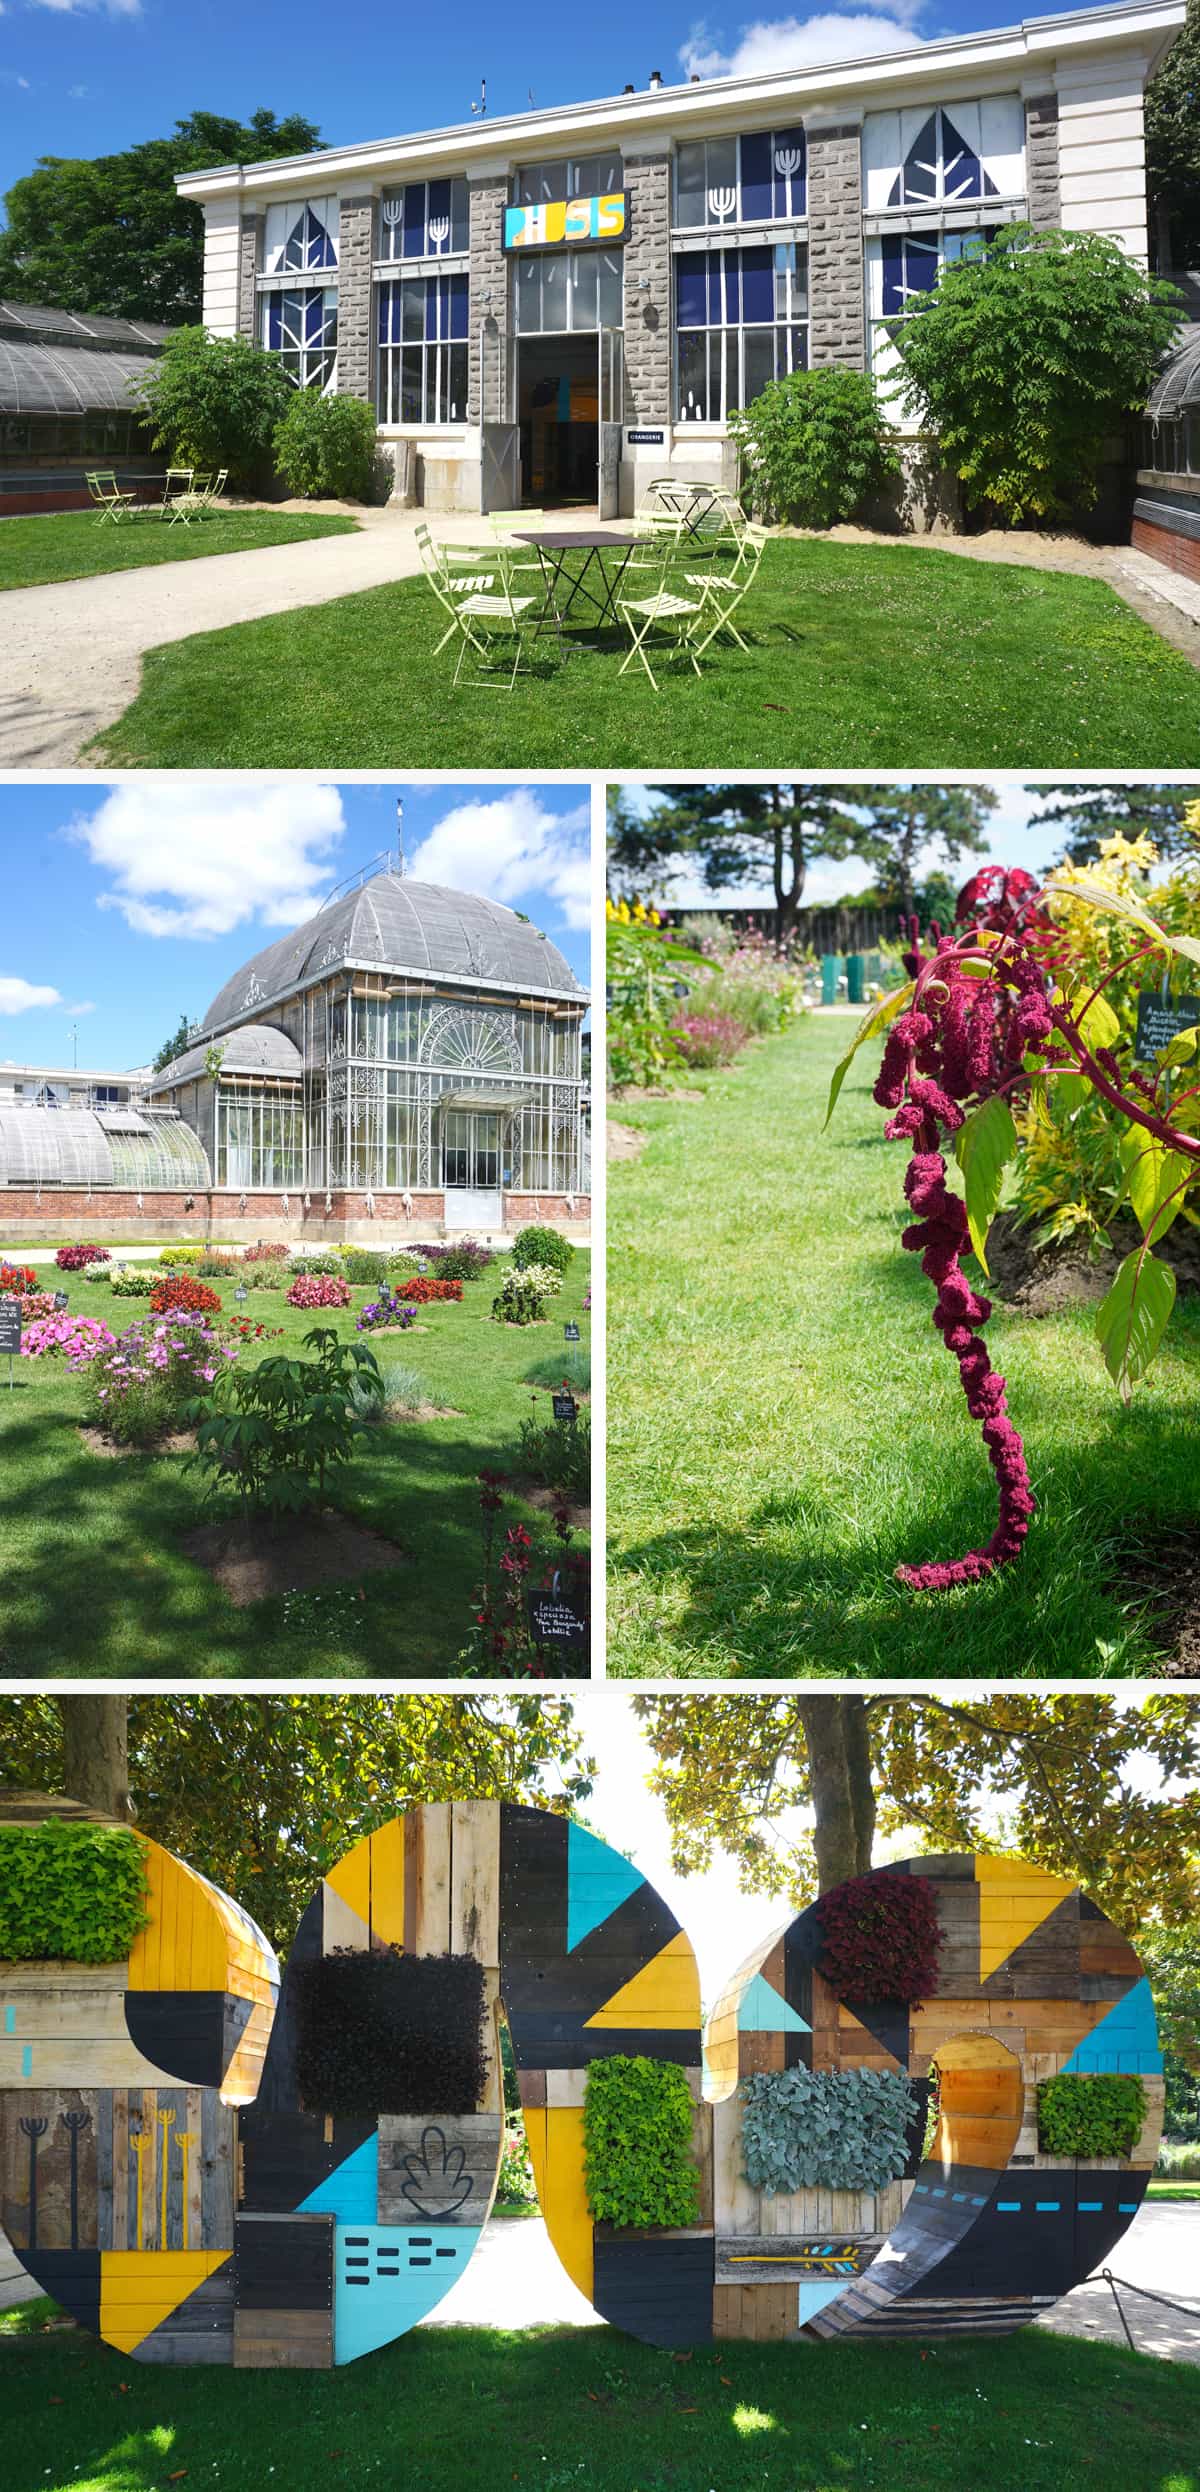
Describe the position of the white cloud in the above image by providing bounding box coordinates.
[28,0,140,16]
[0,976,64,1013]
[408,791,592,931]
[680,3,926,79]
[70,781,347,939]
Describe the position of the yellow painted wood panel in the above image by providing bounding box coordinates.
[975,1854,1076,1983]
[100,2249,230,2353]
[325,1831,373,1929]
[367,1820,407,1948]
[525,2106,592,2304]
[584,1932,701,2030]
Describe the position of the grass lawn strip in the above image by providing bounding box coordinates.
[0,508,359,591]
[91,538,1200,768]
[0,1257,589,1677]
[0,2318,1195,2492]
[607,1017,1200,1678]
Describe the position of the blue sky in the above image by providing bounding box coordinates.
[4,0,1043,203]
[0,779,591,1073]
[608,781,1136,908]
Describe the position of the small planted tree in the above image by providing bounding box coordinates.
[728,366,900,526]
[136,327,292,483]
[187,1326,384,1521]
[888,226,1182,524]
[273,390,380,500]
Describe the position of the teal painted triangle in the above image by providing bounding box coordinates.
[567,1822,645,1952]
[299,2133,378,2224]
[738,1972,811,2035]
[798,2277,853,2324]
[1061,1977,1162,2076]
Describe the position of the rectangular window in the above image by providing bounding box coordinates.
[216,1087,304,1188]
[379,177,470,260]
[675,243,807,421]
[263,288,338,390]
[674,128,807,230]
[516,150,623,206]
[513,248,623,333]
[263,196,340,273]
[377,274,469,423]
[866,227,993,382]
[862,97,1023,214]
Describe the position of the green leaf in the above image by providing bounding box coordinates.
[953,1094,1018,1273]
[1043,875,1200,970]
[1076,990,1121,1052]
[1095,1248,1177,1403]
[1119,1128,1194,1247]
[824,980,915,1128]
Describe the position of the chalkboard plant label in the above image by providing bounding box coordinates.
[552,1388,578,1427]
[527,1591,589,1647]
[1135,991,1200,1060]
[0,1300,22,1356]
[563,1322,581,1343]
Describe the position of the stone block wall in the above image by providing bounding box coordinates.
[236,214,261,342]
[337,194,377,400]
[468,176,510,422]
[807,124,865,369]
[1025,94,1061,229]
[622,155,673,424]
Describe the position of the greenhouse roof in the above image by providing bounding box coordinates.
[200,871,586,1035]
[150,1022,304,1092]
[1146,324,1200,421]
[0,300,171,419]
[0,1105,211,1190]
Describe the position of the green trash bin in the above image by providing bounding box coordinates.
[820,953,841,1006]
[846,954,866,1005]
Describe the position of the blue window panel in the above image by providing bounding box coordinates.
[427,178,453,251]
[883,234,939,316]
[267,297,285,350]
[741,245,774,324]
[739,131,772,222]
[676,254,708,329]
[941,109,992,203]
[448,275,468,340]
[771,127,806,218]
[403,185,427,257]
[286,206,334,272]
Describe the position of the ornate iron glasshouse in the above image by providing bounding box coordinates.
[0,863,589,1242]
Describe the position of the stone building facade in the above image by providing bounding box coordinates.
[180,1,1183,517]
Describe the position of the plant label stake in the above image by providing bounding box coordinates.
[235,1285,248,1304]
[552,1388,577,1427]
[53,1291,70,1312]
[563,1322,580,1343]
[527,1588,589,1649]
[1135,987,1199,1063]
[0,1296,19,1385]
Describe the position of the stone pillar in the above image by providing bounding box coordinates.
[806,122,865,370]
[622,153,673,423]
[337,193,376,402]
[1024,94,1062,230]
[468,173,510,422]
[236,213,260,342]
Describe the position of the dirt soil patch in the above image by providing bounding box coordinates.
[78,1425,195,1459]
[385,1401,465,1422]
[608,1120,648,1163]
[984,1211,1200,1318]
[519,1480,591,1535]
[1108,1524,1200,1676]
[181,1508,407,1606]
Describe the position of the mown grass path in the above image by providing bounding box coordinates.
[0,1258,589,1677]
[607,1019,1200,1677]
[0,2316,1195,2492]
[93,538,1200,768]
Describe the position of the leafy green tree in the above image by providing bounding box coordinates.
[1032,783,1200,868]
[152,1011,193,1074]
[638,1693,1200,1930]
[137,329,293,483]
[728,367,899,526]
[1146,0,1200,271]
[851,787,992,923]
[0,112,324,327]
[890,226,1182,523]
[0,1695,592,1951]
[1135,1919,1200,2137]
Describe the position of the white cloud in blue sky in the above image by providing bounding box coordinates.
[409,789,592,932]
[680,0,927,78]
[69,781,349,940]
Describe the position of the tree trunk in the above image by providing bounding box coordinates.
[797,1695,875,1889]
[60,1697,133,1820]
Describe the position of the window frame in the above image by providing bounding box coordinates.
[674,240,808,424]
[673,126,808,234]
[377,272,470,427]
[261,285,339,392]
[379,176,470,263]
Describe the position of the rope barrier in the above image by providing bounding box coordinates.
[1094,2266,1200,2353]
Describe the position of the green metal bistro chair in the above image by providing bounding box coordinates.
[85,471,137,524]
[162,468,197,523]
[415,523,497,660]
[449,540,543,691]
[175,467,229,520]
[686,522,769,657]
[616,538,708,694]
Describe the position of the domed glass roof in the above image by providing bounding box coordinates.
[200,872,584,1036]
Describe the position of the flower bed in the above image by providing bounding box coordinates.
[422,1241,494,1282]
[220,1314,287,1349]
[83,1309,237,1446]
[109,1266,171,1298]
[150,1275,223,1316]
[396,1276,463,1305]
[670,1011,749,1068]
[0,1261,37,1298]
[19,1291,59,1324]
[287,1272,352,1309]
[20,1312,116,1365]
[55,1243,110,1271]
[357,1286,418,1335]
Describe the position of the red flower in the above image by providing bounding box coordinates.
[150,1276,222,1316]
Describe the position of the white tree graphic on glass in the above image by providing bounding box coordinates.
[707,186,737,224]
[773,144,803,217]
[382,197,404,258]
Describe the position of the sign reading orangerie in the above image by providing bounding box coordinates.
[503,190,629,250]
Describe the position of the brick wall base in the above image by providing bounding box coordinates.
[0,1189,592,1245]
[1132,514,1200,584]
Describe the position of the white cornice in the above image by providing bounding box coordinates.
[177,0,1184,203]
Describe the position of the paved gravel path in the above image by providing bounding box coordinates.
[1,509,1198,768]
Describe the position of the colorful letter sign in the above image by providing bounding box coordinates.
[504,192,629,251]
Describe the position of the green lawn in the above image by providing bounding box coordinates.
[1149,2182,1200,2201]
[607,1018,1200,1678]
[90,538,1200,768]
[0,2319,1195,2492]
[0,507,359,590]
[0,1257,589,1678]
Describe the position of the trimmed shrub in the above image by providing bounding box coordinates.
[273,390,379,500]
[0,1821,150,1962]
[740,2065,918,2194]
[342,1249,392,1286]
[160,1246,205,1267]
[584,2055,700,2229]
[511,1225,573,1275]
[1037,2072,1148,2159]
[424,1242,495,1282]
[55,1244,109,1271]
[286,1272,352,1309]
[150,1276,222,1316]
[815,1870,943,2006]
[729,366,899,526]
[291,1945,487,2116]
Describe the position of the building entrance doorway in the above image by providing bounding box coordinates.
[519,335,599,507]
[442,1106,504,1229]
